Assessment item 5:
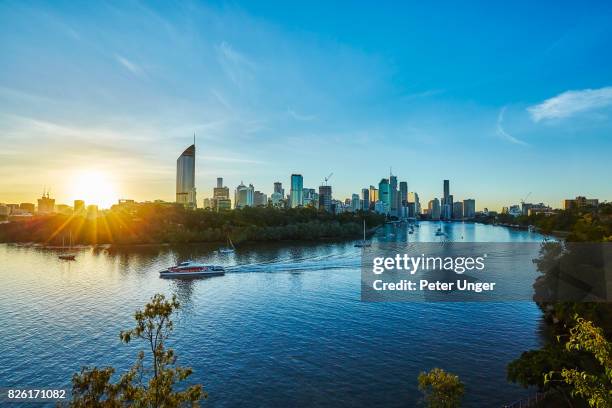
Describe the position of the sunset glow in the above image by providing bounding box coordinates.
[69,170,119,209]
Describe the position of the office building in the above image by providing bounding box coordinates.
[379,178,390,214]
[319,185,332,212]
[564,196,599,210]
[369,186,378,210]
[399,181,408,205]
[214,177,230,200]
[290,174,304,208]
[428,198,441,220]
[463,199,476,219]
[361,188,370,211]
[254,191,267,207]
[408,192,420,216]
[351,194,360,212]
[453,201,464,219]
[235,182,254,209]
[274,182,284,196]
[176,143,197,209]
[389,175,398,214]
[37,192,55,214]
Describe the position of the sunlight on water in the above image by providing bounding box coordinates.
[0,222,548,407]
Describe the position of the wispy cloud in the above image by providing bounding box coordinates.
[215,41,255,86]
[115,54,144,76]
[287,108,316,121]
[528,86,612,122]
[496,107,527,146]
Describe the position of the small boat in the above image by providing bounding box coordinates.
[355,219,371,247]
[435,227,445,236]
[58,232,76,261]
[160,261,225,278]
[528,225,536,232]
[218,235,235,254]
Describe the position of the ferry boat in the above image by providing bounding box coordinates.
[159,261,225,278]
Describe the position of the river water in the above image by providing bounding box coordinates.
[0,221,547,407]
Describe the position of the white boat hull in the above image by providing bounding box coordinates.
[160,269,225,278]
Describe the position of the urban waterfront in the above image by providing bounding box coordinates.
[1,222,548,407]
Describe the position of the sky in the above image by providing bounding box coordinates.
[1,0,612,210]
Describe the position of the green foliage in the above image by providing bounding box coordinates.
[65,294,204,407]
[0,204,384,245]
[544,316,612,408]
[417,368,464,408]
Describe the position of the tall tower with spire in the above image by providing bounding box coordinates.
[176,136,197,209]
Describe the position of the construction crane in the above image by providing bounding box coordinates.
[520,192,532,205]
[323,173,333,186]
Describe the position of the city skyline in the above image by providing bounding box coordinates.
[1,1,612,209]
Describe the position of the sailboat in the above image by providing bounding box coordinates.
[58,232,76,260]
[354,219,371,247]
[218,235,236,254]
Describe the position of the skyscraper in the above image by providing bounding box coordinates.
[369,185,378,210]
[273,182,284,196]
[378,178,390,214]
[318,185,332,212]
[290,174,304,208]
[463,199,476,219]
[235,182,254,209]
[428,198,441,220]
[351,194,360,212]
[176,143,197,209]
[361,188,370,211]
[399,181,408,205]
[389,175,398,213]
[441,179,452,220]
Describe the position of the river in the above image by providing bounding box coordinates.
[0,221,547,407]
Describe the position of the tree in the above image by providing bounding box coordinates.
[544,316,612,408]
[417,368,464,408]
[66,294,205,407]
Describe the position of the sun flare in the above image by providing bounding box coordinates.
[70,170,119,209]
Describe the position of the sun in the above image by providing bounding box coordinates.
[70,170,119,209]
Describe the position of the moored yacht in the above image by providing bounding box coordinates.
[159,261,225,278]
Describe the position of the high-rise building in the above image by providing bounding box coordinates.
[235,182,254,209]
[453,201,464,219]
[176,143,196,209]
[273,182,284,196]
[389,175,398,213]
[379,178,390,214]
[318,185,332,212]
[440,180,453,220]
[407,192,420,215]
[73,200,85,214]
[369,185,379,207]
[213,178,230,200]
[463,199,476,219]
[351,194,360,212]
[303,188,318,207]
[290,174,304,208]
[361,188,370,211]
[254,191,267,207]
[37,192,55,214]
[399,182,408,205]
[428,198,441,220]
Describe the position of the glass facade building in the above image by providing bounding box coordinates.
[290,174,303,208]
[176,144,197,209]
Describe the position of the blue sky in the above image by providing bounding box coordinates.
[1,0,611,209]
